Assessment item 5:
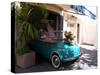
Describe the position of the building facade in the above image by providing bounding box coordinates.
[32,3,97,48]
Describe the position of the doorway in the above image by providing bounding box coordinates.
[77,24,80,43]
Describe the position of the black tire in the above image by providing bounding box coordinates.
[51,54,61,69]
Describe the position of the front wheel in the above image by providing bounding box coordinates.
[51,54,61,69]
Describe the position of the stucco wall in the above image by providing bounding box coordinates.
[63,12,97,48]
[78,15,97,47]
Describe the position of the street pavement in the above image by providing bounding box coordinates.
[16,45,97,73]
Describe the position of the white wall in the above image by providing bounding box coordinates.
[63,12,97,48]
[78,15,97,47]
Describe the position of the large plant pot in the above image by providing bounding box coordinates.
[16,51,36,68]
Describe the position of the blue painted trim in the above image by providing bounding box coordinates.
[70,5,96,20]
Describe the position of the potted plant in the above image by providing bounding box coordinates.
[15,2,48,68]
[16,47,36,68]
[64,31,75,44]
